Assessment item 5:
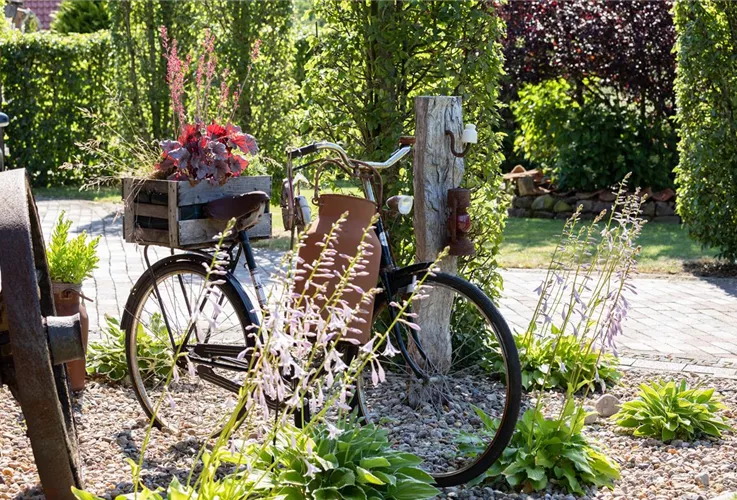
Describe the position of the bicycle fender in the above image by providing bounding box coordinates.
[121,253,259,330]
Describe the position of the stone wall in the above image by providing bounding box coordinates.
[508,192,681,223]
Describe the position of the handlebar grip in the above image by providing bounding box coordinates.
[287,143,318,159]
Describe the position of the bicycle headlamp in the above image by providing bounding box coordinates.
[386,195,414,215]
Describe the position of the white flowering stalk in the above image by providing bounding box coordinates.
[133,218,238,495]
[525,174,646,443]
[186,215,438,496]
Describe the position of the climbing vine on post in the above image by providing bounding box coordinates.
[304,0,508,300]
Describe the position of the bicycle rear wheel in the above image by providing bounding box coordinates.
[352,271,521,487]
[122,256,256,439]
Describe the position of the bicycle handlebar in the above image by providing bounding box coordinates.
[286,141,411,170]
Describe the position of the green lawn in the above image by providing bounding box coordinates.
[499,217,718,274]
[35,183,717,274]
[35,185,121,202]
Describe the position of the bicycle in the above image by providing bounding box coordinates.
[122,139,521,487]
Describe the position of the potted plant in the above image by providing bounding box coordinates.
[47,211,100,391]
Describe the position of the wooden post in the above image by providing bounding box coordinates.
[410,96,464,404]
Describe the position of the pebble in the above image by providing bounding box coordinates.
[595,393,621,417]
[695,471,710,487]
[583,406,598,425]
[2,369,736,500]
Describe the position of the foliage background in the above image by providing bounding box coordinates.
[499,0,677,191]
[302,0,508,297]
[0,31,112,185]
[0,0,509,295]
[674,0,737,261]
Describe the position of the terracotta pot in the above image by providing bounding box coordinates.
[294,194,381,345]
[52,283,89,391]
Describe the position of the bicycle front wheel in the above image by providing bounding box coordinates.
[352,271,521,487]
[122,256,256,439]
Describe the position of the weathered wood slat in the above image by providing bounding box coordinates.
[123,176,272,248]
[168,181,179,248]
[178,213,271,248]
[131,203,168,219]
[177,176,271,206]
[129,228,170,245]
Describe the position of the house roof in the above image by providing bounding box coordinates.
[23,0,61,30]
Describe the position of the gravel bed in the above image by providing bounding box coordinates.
[1,369,736,499]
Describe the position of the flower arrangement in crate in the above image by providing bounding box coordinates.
[153,28,259,185]
[122,29,271,249]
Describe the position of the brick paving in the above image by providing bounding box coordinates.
[37,199,737,376]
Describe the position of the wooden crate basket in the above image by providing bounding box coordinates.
[122,176,271,249]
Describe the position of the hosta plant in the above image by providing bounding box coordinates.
[73,422,437,500]
[47,211,100,285]
[87,315,171,382]
[460,401,619,494]
[223,421,439,500]
[484,333,621,393]
[467,179,643,494]
[616,380,731,442]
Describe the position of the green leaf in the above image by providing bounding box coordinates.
[72,488,105,500]
[330,468,356,488]
[359,457,391,469]
[356,467,385,485]
[313,487,342,500]
[386,481,439,500]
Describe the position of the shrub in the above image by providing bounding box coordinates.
[674,1,737,261]
[616,380,731,442]
[513,78,676,191]
[502,0,676,115]
[0,31,113,186]
[47,212,100,285]
[51,0,109,34]
[484,333,621,393]
[86,316,171,383]
[460,402,619,494]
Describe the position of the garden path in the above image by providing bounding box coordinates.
[37,199,737,377]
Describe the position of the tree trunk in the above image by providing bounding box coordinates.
[410,96,465,406]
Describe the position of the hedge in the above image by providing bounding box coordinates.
[0,31,112,185]
[674,1,737,260]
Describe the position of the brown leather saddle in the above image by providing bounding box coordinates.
[204,191,270,231]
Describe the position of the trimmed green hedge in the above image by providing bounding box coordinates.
[0,31,112,185]
[674,1,737,260]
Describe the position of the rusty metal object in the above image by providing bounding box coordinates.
[447,188,475,257]
[47,314,84,365]
[0,169,83,499]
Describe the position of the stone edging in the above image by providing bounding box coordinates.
[508,192,681,223]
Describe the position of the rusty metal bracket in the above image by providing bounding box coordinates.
[46,314,84,365]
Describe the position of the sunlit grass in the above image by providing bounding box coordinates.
[499,217,719,274]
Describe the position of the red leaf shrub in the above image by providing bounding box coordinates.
[157,122,258,184]
[502,0,675,116]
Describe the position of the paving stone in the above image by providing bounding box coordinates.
[34,200,737,373]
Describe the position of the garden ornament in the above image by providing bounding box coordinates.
[292,160,381,345]
[0,169,84,498]
[444,123,477,256]
[446,187,475,257]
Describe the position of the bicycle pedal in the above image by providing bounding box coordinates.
[196,365,242,394]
